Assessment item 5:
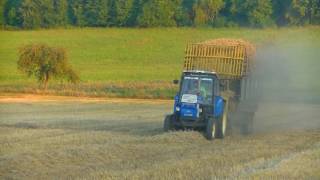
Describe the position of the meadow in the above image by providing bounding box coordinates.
[1,27,320,98]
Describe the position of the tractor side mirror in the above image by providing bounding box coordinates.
[173,80,179,85]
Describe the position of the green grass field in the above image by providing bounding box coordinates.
[1,27,320,98]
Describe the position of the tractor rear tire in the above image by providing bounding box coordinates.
[216,111,228,139]
[164,115,174,132]
[205,118,216,140]
[216,103,228,139]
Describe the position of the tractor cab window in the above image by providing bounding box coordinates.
[180,76,214,104]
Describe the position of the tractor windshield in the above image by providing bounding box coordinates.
[180,76,214,104]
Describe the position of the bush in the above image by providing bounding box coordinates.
[17,43,79,90]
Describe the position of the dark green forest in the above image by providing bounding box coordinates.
[1,0,320,29]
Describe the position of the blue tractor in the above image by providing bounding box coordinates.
[164,70,228,140]
[163,40,257,140]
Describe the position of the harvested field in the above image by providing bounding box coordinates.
[0,96,319,179]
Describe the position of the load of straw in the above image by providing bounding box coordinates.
[201,38,256,58]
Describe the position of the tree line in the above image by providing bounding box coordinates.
[1,0,320,29]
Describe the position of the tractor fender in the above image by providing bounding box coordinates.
[214,96,224,118]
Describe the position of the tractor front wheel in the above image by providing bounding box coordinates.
[164,115,174,132]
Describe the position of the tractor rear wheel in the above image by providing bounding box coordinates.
[205,118,216,140]
[216,110,228,138]
[216,102,228,138]
[163,115,174,132]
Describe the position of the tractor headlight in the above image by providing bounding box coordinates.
[175,106,180,111]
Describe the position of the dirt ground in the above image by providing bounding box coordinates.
[0,95,319,179]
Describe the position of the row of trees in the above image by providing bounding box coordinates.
[1,0,320,29]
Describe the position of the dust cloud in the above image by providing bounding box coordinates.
[252,34,320,133]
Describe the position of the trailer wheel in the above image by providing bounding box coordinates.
[205,118,216,140]
[241,112,254,135]
[226,112,233,136]
[163,115,174,132]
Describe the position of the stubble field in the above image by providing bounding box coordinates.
[0,95,319,179]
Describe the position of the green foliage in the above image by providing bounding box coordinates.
[287,0,309,25]
[68,0,85,26]
[17,44,79,89]
[0,0,6,26]
[138,0,181,27]
[247,0,274,27]
[83,0,109,26]
[174,6,192,26]
[286,0,320,25]
[115,0,134,26]
[20,0,41,28]
[1,0,320,28]
[193,0,224,26]
[3,0,22,27]
[272,0,320,26]
[176,0,195,26]
[230,0,274,28]
[311,0,320,24]
[271,0,290,26]
[19,0,68,28]
[54,0,68,26]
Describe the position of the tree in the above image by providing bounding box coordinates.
[53,0,68,26]
[138,0,181,27]
[272,0,320,26]
[0,0,6,26]
[177,0,195,26]
[230,0,274,27]
[20,0,41,28]
[19,0,68,28]
[286,0,320,25]
[287,0,309,25]
[83,0,100,26]
[271,0,291,26]
[82,0,109,26]
[96,0,109,26]
[67,0,109,27]
[193,0,224,26]
[18,44,79,90]
[3,0,22,27]
[2,0,320,28]
[115,0,134,26]
[125,0,143,26]
[246,0,274,27]
[307,0,319,24]
[68,0,86,26]
[314,0,320,24]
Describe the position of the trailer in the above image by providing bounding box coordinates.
[164,39,258,140]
